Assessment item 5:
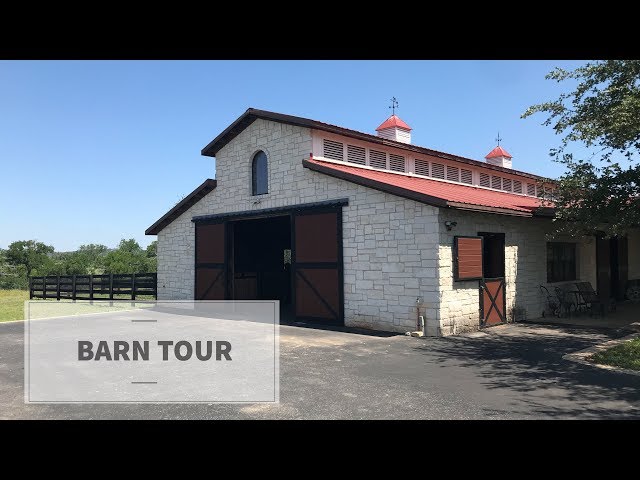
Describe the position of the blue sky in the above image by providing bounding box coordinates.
[0,60,585,251]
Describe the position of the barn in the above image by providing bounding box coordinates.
[146,108,640,335]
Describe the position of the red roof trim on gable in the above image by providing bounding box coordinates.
[303,158,553,218]
[376,115,412,131]
[486,146,513,159]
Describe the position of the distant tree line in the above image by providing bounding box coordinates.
[0,239,157,290]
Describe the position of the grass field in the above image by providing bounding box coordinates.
[0,289,28,322]
[590,337,640,371]
[0,290,155,322]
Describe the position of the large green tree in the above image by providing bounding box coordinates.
[0,249,28,289]
[102,239,156,274]
[64,244,109,274]
[522,60,640,237]
[4,240,54,277]
[146,240,157,259]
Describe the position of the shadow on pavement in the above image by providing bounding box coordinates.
[414,323,640,419]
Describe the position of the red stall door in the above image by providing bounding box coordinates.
[293,211,343,324]
[195,222,227,300]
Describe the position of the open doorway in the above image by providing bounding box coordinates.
[194,203,345,325]
[229,216,292,313]
[478,232,505,278]
[596,235,629,300]
[477,232,506,327]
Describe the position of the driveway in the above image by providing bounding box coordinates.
[1,320,639,419]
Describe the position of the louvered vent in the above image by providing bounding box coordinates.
[432,163,445,179]
[491,176,502,190]
[446,166,460,182]
[323,139,343,161]
[389,154,405,172]
[544,187,556,200]
[461,169,473,184]
[537,186,545,198]
[513,180,523,194]
[346,144,366,165]
[502,178,512,192]
[414,159,429,176]
[480,173,490,188]
[369,149,387,169]
[527,183,536,196]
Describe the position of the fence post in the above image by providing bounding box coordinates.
[56,275,61,301]
[109,273,114,300]
[89,275,94,302]
[131,273,136,301]
[29,276,33,299]
[43,275,47,299]
[72,274,77,301]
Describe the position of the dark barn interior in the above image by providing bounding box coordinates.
[230,216,291,307]
[193,204,344,325]
[479,232,505,279]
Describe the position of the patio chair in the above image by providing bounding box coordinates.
[554,286,574,318]
[574,282,614,317]
[539,285,560,318]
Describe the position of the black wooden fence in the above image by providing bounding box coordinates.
[29,273,157,300]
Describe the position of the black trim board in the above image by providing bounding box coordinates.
[146,179,217,235]
[192,198,349,224]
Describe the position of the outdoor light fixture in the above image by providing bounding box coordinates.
[444,221,457,231]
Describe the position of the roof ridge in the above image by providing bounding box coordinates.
[202,108,548,181]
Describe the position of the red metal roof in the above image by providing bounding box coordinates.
[376,114,412,131]
[485,146,512,159]
[305,158,548,216]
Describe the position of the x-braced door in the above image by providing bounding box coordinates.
[480,278,506,326]
[292,209,343,324]
[195,222,227,300]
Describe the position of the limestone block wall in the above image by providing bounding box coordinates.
[156,118,441,333]
[436,209,596,335]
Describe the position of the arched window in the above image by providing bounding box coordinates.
[252,151,268,195]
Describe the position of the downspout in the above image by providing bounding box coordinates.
[416,296,424,332]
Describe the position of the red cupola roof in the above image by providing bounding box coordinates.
[376,114,412,131]
[485,146,512,159]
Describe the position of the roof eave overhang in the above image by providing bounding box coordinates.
[302,159,449,209]
[145,179,217,235]
[303,159,555,219]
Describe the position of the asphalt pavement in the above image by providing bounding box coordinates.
[1,320,639,419]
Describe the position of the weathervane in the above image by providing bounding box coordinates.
[496,132,502,146]
[389,97,399,115]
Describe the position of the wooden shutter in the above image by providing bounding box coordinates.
[454,236,483,281]
[292,210,343,324]
[195,222,227,299]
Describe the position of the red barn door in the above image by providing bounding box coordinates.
[195,222,227,300]
[292,210,343,324]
